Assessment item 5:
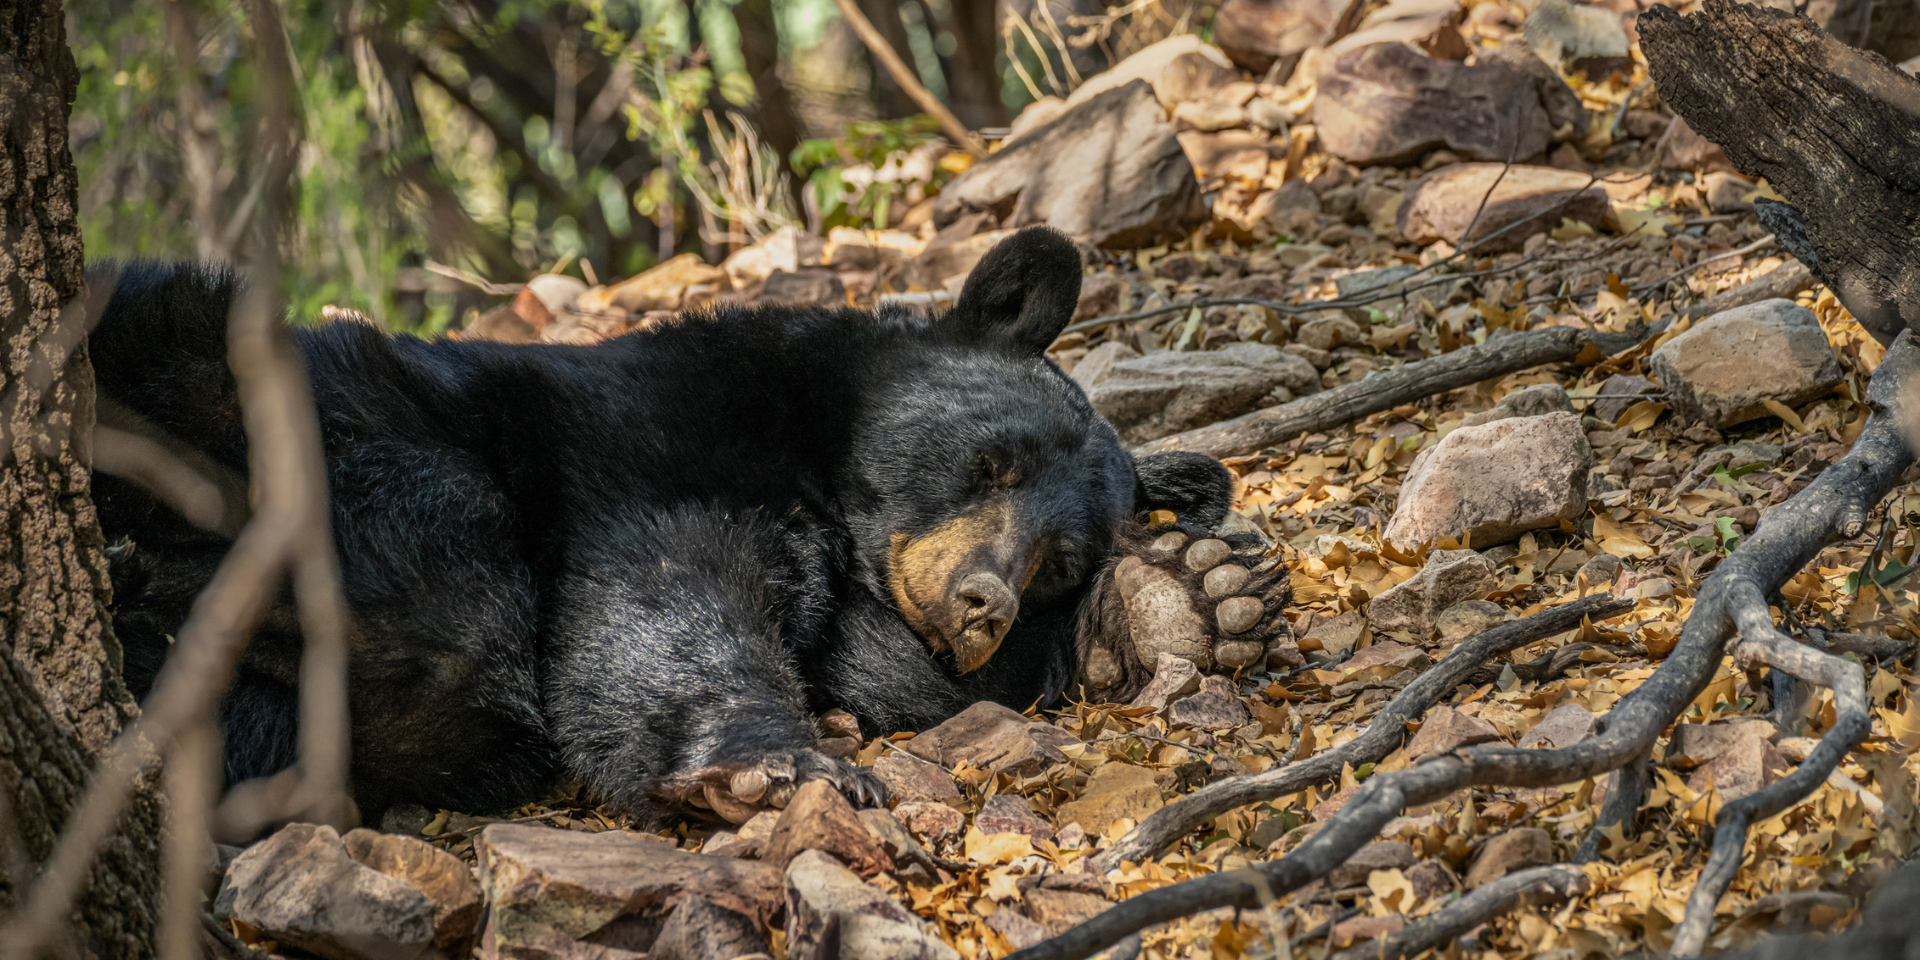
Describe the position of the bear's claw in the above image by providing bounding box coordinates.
[680,748,887,825]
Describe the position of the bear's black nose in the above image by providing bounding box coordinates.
[957,573,1017,643]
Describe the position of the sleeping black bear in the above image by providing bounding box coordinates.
[89,227,1289,824]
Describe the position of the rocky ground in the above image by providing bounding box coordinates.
[218,2,1920,959]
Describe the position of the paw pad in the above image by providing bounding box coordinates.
[1111,522,1291,678]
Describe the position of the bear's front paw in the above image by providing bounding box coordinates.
[1082,520,1291,697]
[679,749,888,825]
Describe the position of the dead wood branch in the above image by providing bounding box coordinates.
[1134,325,1649,459]
[1680,260,1815,320]
[1010,332,1920,960]
[1640,0,1920,343]
[1328,863,1589,960]
[1090,593,1634,873]
[828,0,987,156]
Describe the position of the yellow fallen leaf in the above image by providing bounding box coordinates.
[1885,694,1920,750]
[1594,514,1655,559]
[1617,400,1667,432]
[1612,203,1679,238]
[965,827,1035,865]
[1761,398,1806,431]
[1552,217,1598,241]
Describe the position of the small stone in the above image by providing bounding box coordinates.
[758,268,845,306]
[650,894,768,960]
[894,801,965,842]
[1578,553,1623,586]
[901,701,1077,776]
[1667,720,1777,769]
[1296,313,1362,351]
[1129,653,1203,710]
[1178,128,1283,180]
[858,809,939,871]
[1434,600,1508,644]
[1185,538,1233,571]
[1215,596,1265,634]
[1461,383,1575,428]
[1022,887,1113,933]
[1516,702,1597,749]
[1168,675,1253,730]
[1216,640,1266,668]
[1384,412,1593,551]
[1522,0,1631,78]
[1591,374,1661,424]
[1073,274,1130,323]
[1213,0,1351,74]
[1054,823,1089,849]
[339,829,482,951]
[1303,607,1370,656]
[1055,763,1164,836]
[1204,563,1251,598]
[785,850,960,960]
[1463,827,1554,890]
[1404,705,1504,762]
[1704,172,1759,214]
[1406,860,1456,900]
[1315,43,1550,166]
[760,780,892,877]
[976,794,1055,842]
[1399,164,1610,254]
[988,906,1051,950]
[1328,841,1417,889]
[1173,99,1250,132]
[872,753,963,803]
[1089,342,1320,445]
[1687,736,1792,802]
[1648,299,1844,429]
[1246,97,1290,132]
[1366,549,1498,637]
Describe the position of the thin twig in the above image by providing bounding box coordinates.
[829,0,986,156]
[1328,863,1589,960]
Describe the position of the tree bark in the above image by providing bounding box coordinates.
[1640,0,1920,343]
[0,0,163,956]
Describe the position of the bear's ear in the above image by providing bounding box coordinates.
[945,227,1082,355]
[1133,452,1234,529]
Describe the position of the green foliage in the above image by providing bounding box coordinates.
[790,116,952,231]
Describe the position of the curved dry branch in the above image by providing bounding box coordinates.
[1329,863,1590,960]
[1009,331,1920,960]
[1090,593,1635,872]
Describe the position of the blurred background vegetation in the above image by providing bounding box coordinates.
[70,0,1215,333]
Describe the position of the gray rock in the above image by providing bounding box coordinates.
[758,268,846,306]
[216,823,438,960]
[785,850,961,960]
[1649,299,1844,428]
[1433,599,1508,643]
[1213,0,1353,76]
[1461,382,1574,427]
[1070,341,1142,390]
[934,81,1206,248]
[1463,827,1554,890]
[1129,652,1203,710]
[872,753,963,804]
[976,794,1055,842]
[1327,841,1417,889]
[1315,43,1551,167]
[1088,342,1321,444]
[1515,701,1597,749]
[1475,41,1590,136]
[900,701,1077,776]
[1591,374,1660,424]
[1384,412,1593,551]
[1367,549,1498,637]
[650,895,768,960]
[1522,0,1631,78]
[1398,164,1610,253]
[1167,675,1253,730]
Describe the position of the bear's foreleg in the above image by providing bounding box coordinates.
[542,505,884,824]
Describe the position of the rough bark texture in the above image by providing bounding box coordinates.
[1640,1,1920,343]
[0,0,164,955]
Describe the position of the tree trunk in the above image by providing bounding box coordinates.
[0,0,164,957]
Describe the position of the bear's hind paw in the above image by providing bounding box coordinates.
[1105,521,1292,679]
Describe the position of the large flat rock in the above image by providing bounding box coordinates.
[1315,43,1551,166]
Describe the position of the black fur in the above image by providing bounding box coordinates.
[90,228,1236,821]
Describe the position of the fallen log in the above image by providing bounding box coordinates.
[1134,324,1648,459]
[1641,0,1920,343]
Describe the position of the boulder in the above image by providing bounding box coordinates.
[900,701,1077,776]
[1212,0,1356,76]
[1366,548,1498,637]
[1315,43,1551,166]
[934,81,1207,248]
[340,829,483,951]
[476,823,782,954]
[1061,35,1237,111]
[1463,827,1554,889]
[1398,164,1610,253]
[1384,412,1593,551]
[1475,41,1590,135]
[216,824,438,960]
[1522,0,1631,78]
[649,895,768,960]
[1071,341,1142,390]
[1648,299,1844,428]
[785,850,961,960]
[1461,382,1575,427]
[1088,342,1321,445]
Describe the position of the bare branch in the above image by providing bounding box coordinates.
[1328,864,1589,960]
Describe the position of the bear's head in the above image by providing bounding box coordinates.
[848,227,1232,673]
